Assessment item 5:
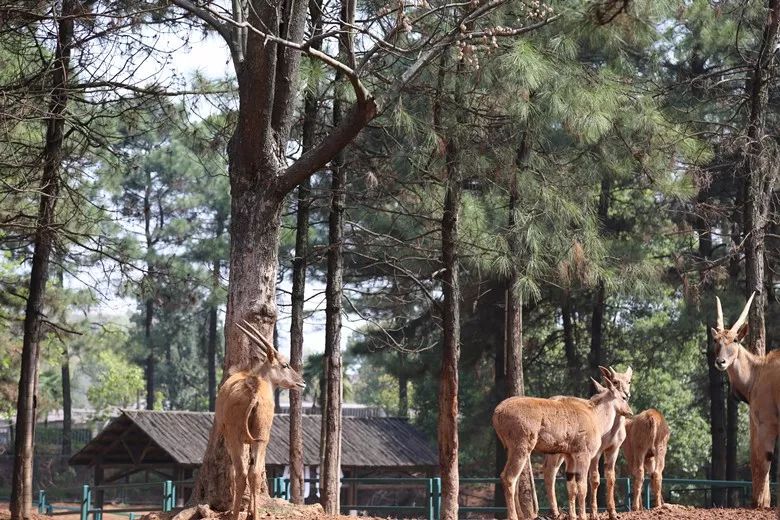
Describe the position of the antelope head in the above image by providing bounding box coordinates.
[599,365,632,401]
[591,376,633,418]
[712,292,755,371]
[236,320,306,390]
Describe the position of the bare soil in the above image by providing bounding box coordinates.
[584,504,778,519]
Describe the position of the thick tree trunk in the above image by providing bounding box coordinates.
[192,180,285,509]
[743,0,780,357]
[494,287,507,513]
[10,2,73,517]
[438,133,461,520]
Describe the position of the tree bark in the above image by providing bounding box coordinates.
[61,346,71,457]
[562,291,579,395]
[505,133,536,518]
[398,354,408,417]
[438,133,461,520]
[288,0,323,505]
[742,0,780,357]
[321,76,347,520]
[10,1,73,517]
[145,296,155,410]
[589,178,610,381]
[697,223,727,505]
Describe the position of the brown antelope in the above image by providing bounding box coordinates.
[210,320,305,520]
[493,377,632,520]
[713,292,780,510]
[623,408,669,510]
[543,366,633,520]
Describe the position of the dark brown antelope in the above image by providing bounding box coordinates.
[713,293,780,511]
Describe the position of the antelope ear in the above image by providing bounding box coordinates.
[736,323,749,342]
[591,377,607,393]
[598,366,612,381]
[625,366,633,380]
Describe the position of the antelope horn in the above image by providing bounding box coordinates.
[241,319,279,354]
[608,366,617,377]
[715,296,724,331]
[730,292,756,333]
[235,322,271,356]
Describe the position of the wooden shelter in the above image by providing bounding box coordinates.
[69,410,438,503]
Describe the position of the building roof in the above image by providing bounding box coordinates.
[69,410,437,469]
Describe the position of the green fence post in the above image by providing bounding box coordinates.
[644,479,650,510]
[284,479,291,501]
[427,479,434,520]
[130,513,135,520]
[163,480,173,512]
[625,478,631,512]
[38,490,45,514]
[433,477,441,520]
[80,484,91,520]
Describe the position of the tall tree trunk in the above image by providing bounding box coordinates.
[505,132,536,518]
[438,132,461,520]
[321,0,351,503]
[696,222,727,505]
[743,0,780,356]
[61,347,71,457]
[10,1,73,517]
[589,178,610,381]
[434,52,462,520]
[289,0,323,503]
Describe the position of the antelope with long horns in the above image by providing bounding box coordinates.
[542,366,633,520]
[493,376,632,520]
[712,292,780,509]
[210,320,305,520]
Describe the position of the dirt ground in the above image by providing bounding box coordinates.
[3,504,779,520]
[576,504,778,520]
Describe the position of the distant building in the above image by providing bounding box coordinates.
[69,410,438,506]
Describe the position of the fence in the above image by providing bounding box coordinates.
[38,477,775,520]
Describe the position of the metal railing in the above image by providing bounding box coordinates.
[39,476,775,520]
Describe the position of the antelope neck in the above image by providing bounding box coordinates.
[591,396,618,434]
[727,345,760,402]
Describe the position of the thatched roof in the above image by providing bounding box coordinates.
[69,410,437,469]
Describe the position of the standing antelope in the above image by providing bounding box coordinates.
[210,320,305,520]
[712,292,780,509]
[543,366,633,520]
[623,408,669,510]
[493,376,632,520]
